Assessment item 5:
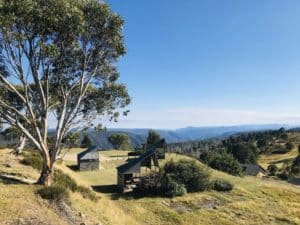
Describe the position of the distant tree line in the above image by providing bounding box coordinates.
[166,128,297,177]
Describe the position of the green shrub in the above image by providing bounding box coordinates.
[212,179,233,192]
[37,186,69,202]
[76,186,99,201]
[285,142,295,151]
[164,177,187,197]
[53,169,98,201]
[20,151,42,170]
[161,159,211,192]
[137,175,161,195]
[54,170,77,192]
[267,164,278,176]
[277,171,289,180]
[291,156,300,175]
[202,151,242,176]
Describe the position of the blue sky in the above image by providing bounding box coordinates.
[104,0,300,129]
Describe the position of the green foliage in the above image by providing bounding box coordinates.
[257,138,267,149]
[271,144,290,154]
[146,130,161,146]
[285,142,295,151]
[53,169,98,201]
[54,170,78,192]
[20,150,42,170]
[200,151,242,176]
[1,126,20,140]
[212,179,234,192]
[37,186,69,202]
[161,159,211,193]
[76,186,98,201]
[267,164,278,176]
[81,135,93,148]
[63,132,80,148]
[226,143,259,164]
[277,171,289,180]
[0,0,130,185]
[137,159,210,197]
[291,156,300,175]
[108,133,132,150]
[164,177,187,197]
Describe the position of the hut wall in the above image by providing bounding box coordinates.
[79,160,99,171]
[117,173,124,192]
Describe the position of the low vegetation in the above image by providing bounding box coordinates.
[200,150,242,176]
[211,179,234,192]
[137,159,213,197]
[53,169,98,201]
[20,150,42,171]
[37,186,70,202]
[1,149,300,225]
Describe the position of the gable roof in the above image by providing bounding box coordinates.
[241,164,266,176]
[78,146,99,161]
[117,148,157,174]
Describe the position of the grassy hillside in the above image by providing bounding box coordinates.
[0,149,69,225]
[1,147,300,225]
[63,150,300,225]
[258,132,300,169]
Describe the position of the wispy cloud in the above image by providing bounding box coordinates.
[103,107,300,129]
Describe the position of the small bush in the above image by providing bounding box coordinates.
[267,164,278,176]
[37,186,69,202]
[285,142,295,151]
[20,151,42,170]
[137,175,161,195]
[162,159,211,192]
[212,179,234,192]
[164,178,187,197]
[277,171,289,180]
[53,169,98,201]
[291,156,300,175]
[76,186,98,201]
[201,151,243,176]
[54,170,77,192]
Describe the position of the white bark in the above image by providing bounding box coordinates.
[13,135,27,155]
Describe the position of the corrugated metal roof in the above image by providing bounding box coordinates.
[241,164,266,176]
[117,148,157,174]
[78,146,99,161]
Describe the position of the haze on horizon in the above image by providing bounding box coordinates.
[103,0,300,129]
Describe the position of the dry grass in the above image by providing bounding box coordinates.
[63,151,300,225]
[0,180,69,225]
[100,149,132,157]
[0,148,39,180]
[258,132,300,170]
[258,148,298,169]
[1,148,300,225]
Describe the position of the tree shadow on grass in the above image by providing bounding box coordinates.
[91,184,119,194]
[0,174,33,185]
[67,165,79,171]
[91,184,148,200]
[288,177,300,185]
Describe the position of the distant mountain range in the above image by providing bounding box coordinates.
[86,124,296,149]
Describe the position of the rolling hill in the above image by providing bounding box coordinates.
[86,124,295,149]
[1,148,300,225]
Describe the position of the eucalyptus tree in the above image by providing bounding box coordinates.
[108,133,132,150]
[1,126,27,155]
[0,0,130,185]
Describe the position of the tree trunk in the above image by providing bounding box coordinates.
[37,154,54,186]
[12,135,27,155]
